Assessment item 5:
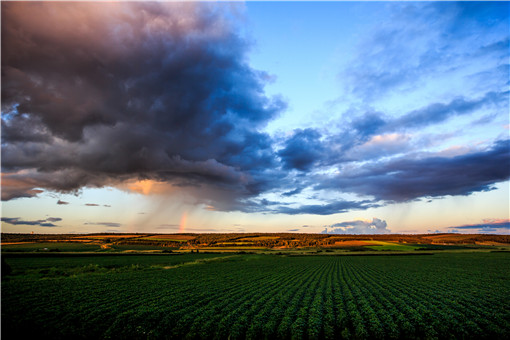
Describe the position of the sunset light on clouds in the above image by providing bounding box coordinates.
[1,1,509,234]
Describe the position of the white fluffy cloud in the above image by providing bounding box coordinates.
[322,218,390,234]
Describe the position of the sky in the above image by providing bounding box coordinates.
[1,1,509,235]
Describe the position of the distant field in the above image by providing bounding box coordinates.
[2,253,232,274]
[1,242,101,252]
[73,234,147,239]
[330,241,451,252]
[364,241,422,251]
[139,235,196,242]
[177,247,268,252]
[423,234,476,242]
[421,234,510,246]
[139,237,188,242]
[3,233,509,251]
[332,240,379,247]
[110,244,179,251]
[238,236,280,241]
[2,252,509,339]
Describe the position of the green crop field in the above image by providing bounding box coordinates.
[364,241,422,251]
[2,253,232,274]
[1,242,102,252]
[109,244,180,251]
[139,237,189,242]
[2,252,509,339]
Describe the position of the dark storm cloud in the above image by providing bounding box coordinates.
[265,89,507,188]
[84,222,121,228]
[278,128,324,171]
[1,217,60,227]
[1,217,44,226]
[448,219,510,231]
[317,139,510,202]
[322,218,390,234]
[274,200,378,215]
[281,188,303,197]
[390,92,507,130]
[57,200,69,205]
[1,114,51,143]
[276,89,507,173]
[85,204,99,207]
[1,1,508,218]
[1,185,43,201]
[351,111,387,139]
[326,111,388,160]
[1,2,285,206]
[334,90,506,159]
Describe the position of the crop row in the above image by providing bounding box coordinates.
[2,253,510,339]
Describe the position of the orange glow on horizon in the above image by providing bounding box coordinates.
[126,180,154,195]
[481,218,510,224]
[121,179,175,195]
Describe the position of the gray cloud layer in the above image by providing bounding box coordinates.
[1,217,61,227]
[274,200,378,216]
[449,219,510,231]
[1,2,509,217]
[84,222,121,228]
[316,139,510,202]
[2,2,284,208]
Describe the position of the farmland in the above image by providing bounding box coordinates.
[1,242,102,252]
[2,233,509,254]
[2,251,509,339]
